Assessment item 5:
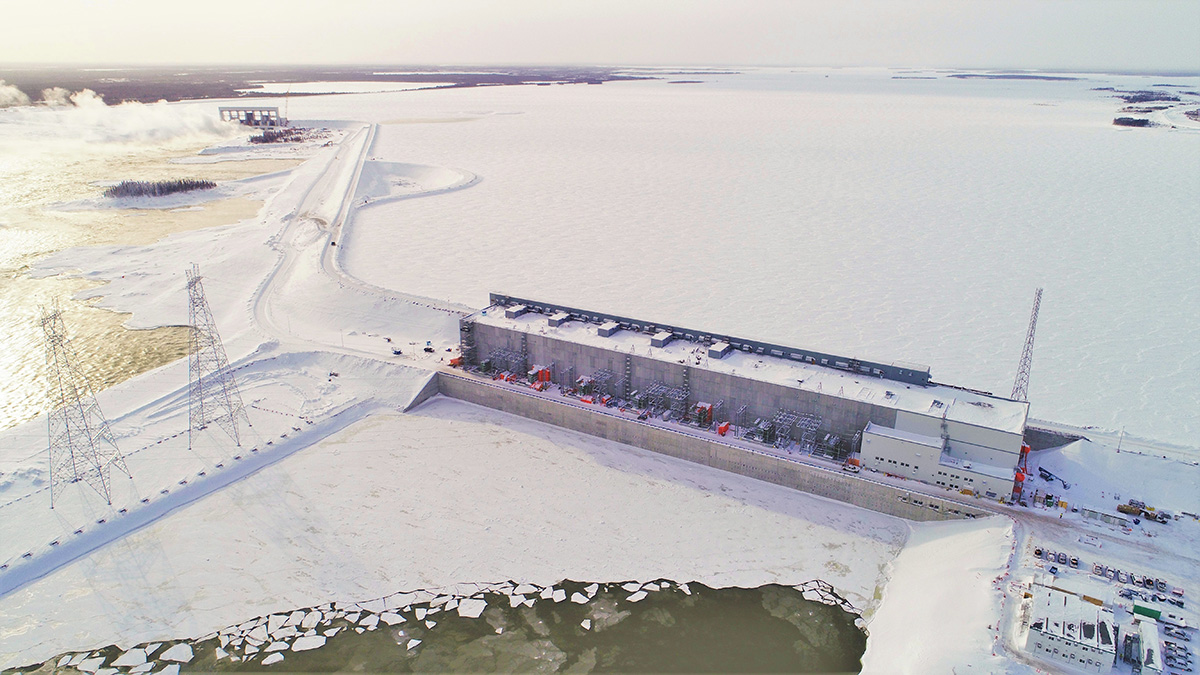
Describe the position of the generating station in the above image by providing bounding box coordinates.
[443,293,1033,518]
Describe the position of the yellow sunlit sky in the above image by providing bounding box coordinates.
[4,0,1198,71]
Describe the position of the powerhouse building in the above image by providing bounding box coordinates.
[1025,587,1117,674]
[461,294,1030,500]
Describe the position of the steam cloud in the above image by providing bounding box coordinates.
[0,87,239,144]
[40,87,72,106]
[0,80,32,108]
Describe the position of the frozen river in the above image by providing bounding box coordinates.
[301,67,1198,446]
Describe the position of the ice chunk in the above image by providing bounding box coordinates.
[509,594,526,608]
[265,641,289,653]
[77,658,104,674]
[358,598,386,613]
[406,639,421,650]
[514,584,538,595]
[96,669,118,675]
[68,653,87,666]
[386,593,415,610]
[585,583,599,596]
[458,598,488,618]
[57,655,73,668]
[644,583,660,591]
[248,625,268,642]
[267,614,287,633]
[262,653,284,666]
[570,592,588,604]
[415,608,427,620]
[622,582,641,592]
[153,665,180,675]
[444,598,459,611]
[680,583,691,595]
[344,612,361,624]
[626,591,648,602]
[160,643,193,663]
[522,597,535,608]
[144,644,162,657]
[359,614,379,629]
[354,627,364,634]
[581,619,592,630]
[284,610,305,627]
[214,648,229,661]
[552,589,567,603]
[273,626,298,639]
[540,587,554,599]
[425,620,437,629]
[301,610,321,629]
[129,662,155,674]
[245,645,259,655]
[113,649,147,667]
[323,627,342,638]
[291,635,326,652]
[380,612,405,626]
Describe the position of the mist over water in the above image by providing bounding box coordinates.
[0,98,245,430]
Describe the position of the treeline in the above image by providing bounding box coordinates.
[104,179,216,198]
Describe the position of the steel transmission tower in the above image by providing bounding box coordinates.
[41,303,130,507]
[187,264,249,450]
[1011,288,1044,402]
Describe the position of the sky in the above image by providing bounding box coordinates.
[3,0,1198,72]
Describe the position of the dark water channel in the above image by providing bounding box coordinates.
[17,580,865,674]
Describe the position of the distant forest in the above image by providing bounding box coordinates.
[104,179,216,198]
[0,66,655,104]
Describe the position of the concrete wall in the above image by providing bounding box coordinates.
[1025,425,1085,451]
[436,371,994,523]
[895,409,1023,464]
[473,323,900,446]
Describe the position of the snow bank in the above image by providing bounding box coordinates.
[861,517,1015,674]
[354,161,476,204]
[1028,438,1200,515]
[0,397,905,668]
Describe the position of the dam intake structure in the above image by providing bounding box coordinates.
[422,294,1031,522]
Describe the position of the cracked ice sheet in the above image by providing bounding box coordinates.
[0,397,905,669]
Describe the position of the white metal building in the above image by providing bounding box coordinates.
[1025,587,1117,674]
[860,393,1029,500]
[1139,620,1163,675]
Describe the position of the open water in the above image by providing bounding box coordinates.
[15,581,866,674]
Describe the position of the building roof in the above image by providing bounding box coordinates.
[473,306,1030,435]
[1029,587,1116,655]
[939,453,1016,480]
[863,422,944,449]
[1138,620,1162,672]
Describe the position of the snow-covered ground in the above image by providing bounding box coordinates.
[862,517,1016,673]
[0,69,1197,672]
